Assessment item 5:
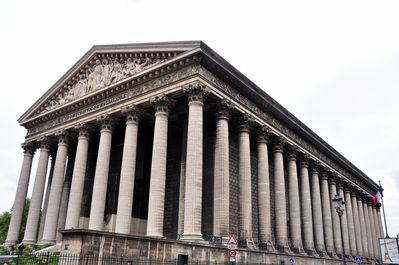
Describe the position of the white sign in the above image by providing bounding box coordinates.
[230,257,236,262]
[379,238,399,264]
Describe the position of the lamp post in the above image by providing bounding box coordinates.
[332,194,347,265]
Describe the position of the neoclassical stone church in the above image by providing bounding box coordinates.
[7,41,383,264]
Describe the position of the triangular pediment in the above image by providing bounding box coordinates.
[18,41,204,125]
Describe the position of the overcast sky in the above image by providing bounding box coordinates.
[0,0,398,238]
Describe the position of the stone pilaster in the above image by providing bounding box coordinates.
[41,130,71,244]
[344,185,357,256]
[116,104,143,234]
[309,161,325,253]
[351,189,363,257]
[88,115,119,231]
[257,126,271,243]
[272,136,288,247]
[286,146,302,249]
[65,122,95,230]
[181,82,208,241]
[25,140,51,243]
[237,113,254,240]
[213,99,233,239]
[147,94,175,238]
[320,170,334,253]
[298,154,314,251]
[6,142,36,245]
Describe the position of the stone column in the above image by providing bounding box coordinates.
[65,122,95,230]
[273,136,288,247]
[181,83,208,241]
[329,175,342,254]
[368,201,378,259]
[22,137,51,244]
[373,205,382,239]
[6,142,36,245]
[351,190,363,257]
[116,104,143,234]
[146,94,175,238]
[376,205,384,238]
[357,194,368,257]
[337,182,350,256]
[298,154,314,251]
[41,130,71,244]
[286,146,302,249]
[344,185,357,256]
[237,113,254,240]
[177,118,188,238]
[309,161,325,253]
[363,197,373,258]
[257,126,271,243]
[213,99,233,239]
[88,114,119,231]
[56,151,75,243]
[320,170,334,253]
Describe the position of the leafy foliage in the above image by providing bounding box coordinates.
[0,198,31,245]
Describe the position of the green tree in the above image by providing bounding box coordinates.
[0,198,31,244]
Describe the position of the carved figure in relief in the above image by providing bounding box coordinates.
[102,58,112,86]
[75,74,88,98]
[124,58,136,76]
[110,58,123,83]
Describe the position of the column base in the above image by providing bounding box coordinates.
[180,233,204,242]
[4,239,19,246]
[39,238,56,245]
[22,239,37,245]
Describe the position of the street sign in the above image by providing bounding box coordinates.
[289,258,295,264]
[228,245,238,249]
[227,235,238,245]
[230,257,236,262]
[355,257,362,263]
[228,249,237,258]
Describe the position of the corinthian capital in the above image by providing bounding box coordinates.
[96,114,119,132]
[55,129,71,145]
[150,93,176,114]
[121,104,145,123]
[21,141,37,155]
[215,99,234,120]
[256,126,271,143]
[237,113,254,132]
[182,82,209,103]
[75,122,96,138]
[272,136,286,153]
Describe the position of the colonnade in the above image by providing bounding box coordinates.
[6,82,383,261]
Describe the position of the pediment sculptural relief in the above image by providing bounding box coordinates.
[42,55,168,114]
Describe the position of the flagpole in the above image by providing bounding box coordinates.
[379,180,390,238]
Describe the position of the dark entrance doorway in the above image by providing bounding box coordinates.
[177,254,188,265]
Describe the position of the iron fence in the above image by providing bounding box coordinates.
[1,253,284,265]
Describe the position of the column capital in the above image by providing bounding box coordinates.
[272,136,286,153]
[309,160,321,174]
[55,129,71,145]
[182,82,209,103]
[286,145,298,161]
[75,122,96,138]
[150,93,176,114]
[21,141,37,155]
[319,167,330,180]
[237,113,254,133]
[37,136,54,150]
[121,104,145,123]
[215,99,234,120]
[96,114,119,132]
[298,153,310,168]
[256,126,271,143]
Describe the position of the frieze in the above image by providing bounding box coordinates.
[36,53,175,116]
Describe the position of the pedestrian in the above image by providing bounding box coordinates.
[10,245,15,255]
[33,244,37,252]
[18,243,24,255]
